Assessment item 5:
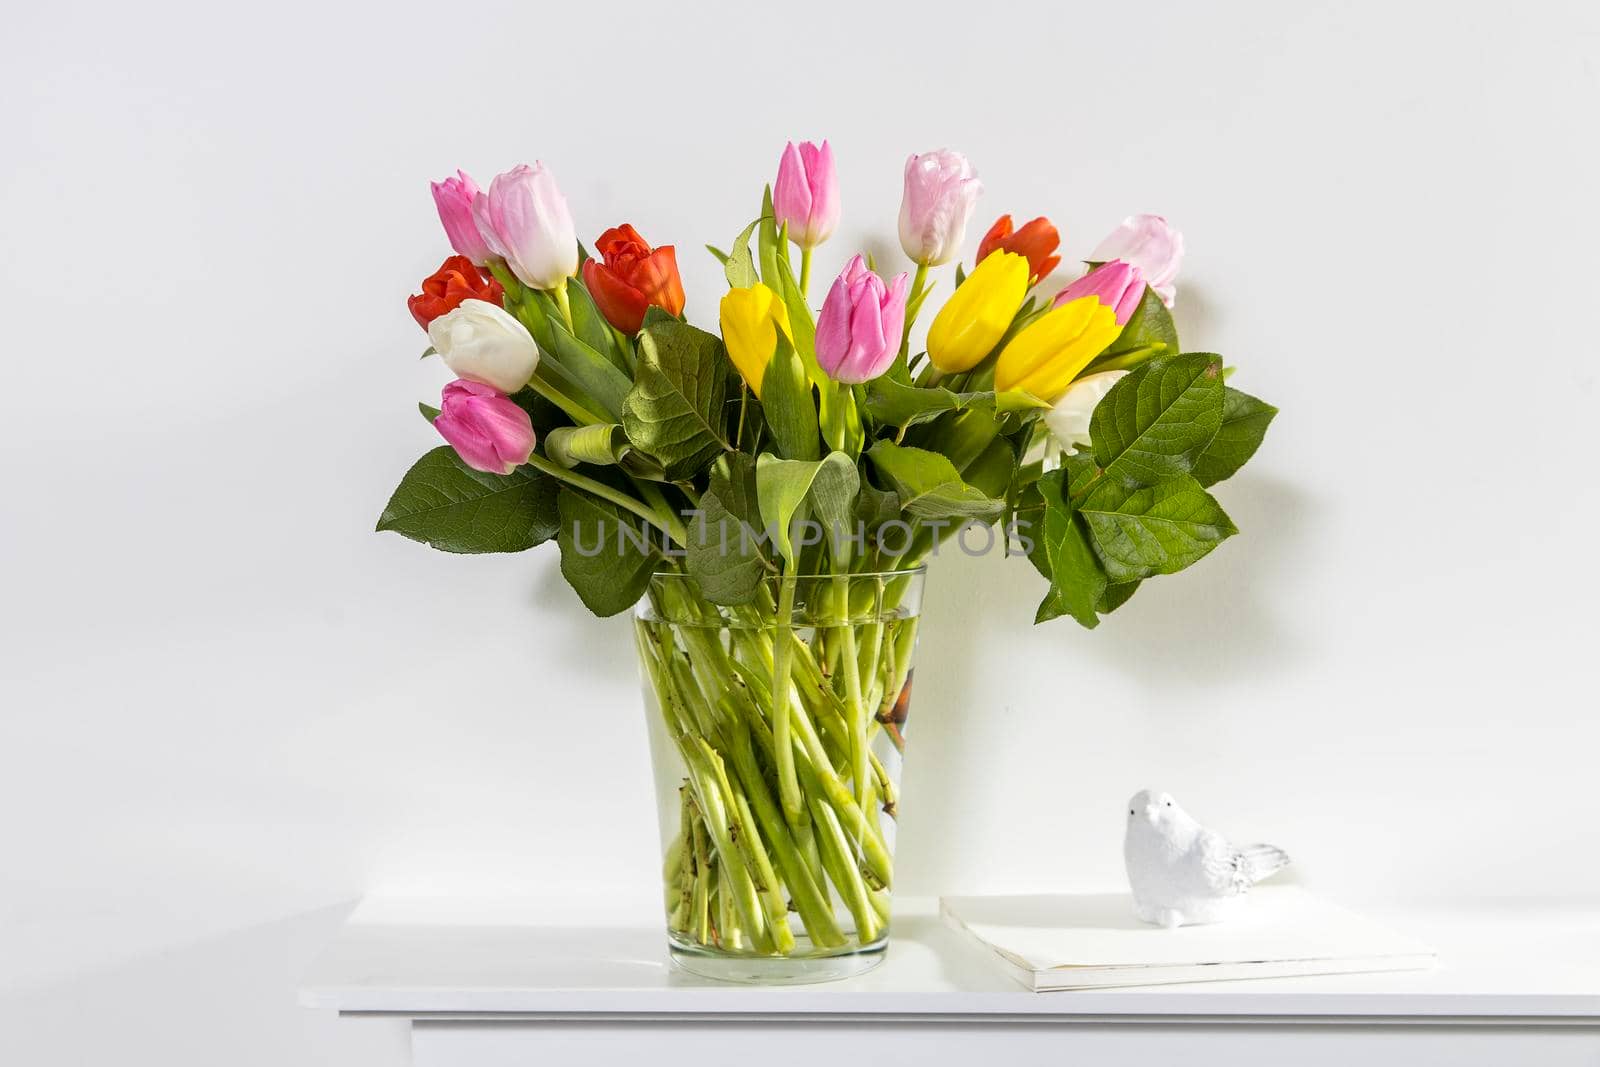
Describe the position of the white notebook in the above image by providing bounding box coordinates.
[940,886,1435,991]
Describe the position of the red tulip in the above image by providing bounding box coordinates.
[580,224,686,334]
[976,215,1061,282]
[408,255,504,331]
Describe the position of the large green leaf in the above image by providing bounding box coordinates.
[1026,469,1106,628]
[556,489,656,616]
[376,447,559,554]
[621,320,731,480]
[1090,353,1225,486]
[1079,474,1237,581]
[685,454,769,605]
[1192,386,1278,487]
[755,452,858,565]
[865,441,1005,521]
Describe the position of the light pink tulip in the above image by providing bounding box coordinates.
[434,379,535,475]
[773,140,840,249]
[1087,214,1183,307]
[897,149,983,266]
[470,163,579,291]
[430,171,493,266]
[1052,259,1146,325]
[815,254,909,384]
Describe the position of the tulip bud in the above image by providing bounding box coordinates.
[773,140,840,250]
[993,295,1123,402]
[434,379,536,475]
[427,298,540,394]
[430,171,494,266]
[408,255,504,331]
[1043,370,1128,455]
[925,251,1030,373]
[470,163,579,291]
[1087,214,1183,307]
[718,284,792,399]
[977,215,1061,282]
[898,149,983,266]
[579,224,686,334]
[815,255,909,384]
[1051,259,1145,324]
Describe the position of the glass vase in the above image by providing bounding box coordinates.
[633,568,925,984]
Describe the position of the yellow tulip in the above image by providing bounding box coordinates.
[718,284,792,399]
[993,296,1123,402]
[926,251,1031,373]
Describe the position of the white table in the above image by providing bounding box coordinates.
[300,895,1600,1066]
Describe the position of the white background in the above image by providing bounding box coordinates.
[3,0,1598,1062]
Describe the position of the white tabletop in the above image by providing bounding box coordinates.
[299,895,1600,1022]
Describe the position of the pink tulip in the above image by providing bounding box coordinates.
[434,379,535,475]
[773,140,840,249]
[897,149,983,266]
[815,254,909,384]
[1087,214,1183,307]
[430,171,493,266]
[470,163,579,291]
[1052,259,1146,325]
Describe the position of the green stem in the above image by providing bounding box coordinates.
[523,371,607,427]
[552,276,575,331]
[524,452,680,544]
[899,262,931,357]
[771,572,802,826]
[799,246,813,299]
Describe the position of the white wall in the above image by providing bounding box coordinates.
[3,1,1598,1062]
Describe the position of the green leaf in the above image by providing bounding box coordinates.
[1026,469,1105,628]
[1090,353,1225,486]
[420,346,436,360]
[1101,285,1179,361]
[1192,386,1278,487]
[1098,581,1141,614]
[543,423,665,479]
[418,401,440,424]
[376,446,559,554]
[755,452,858,566]
[862,379,1047,431]
[865,441,1005,521]
[566,276,625,369]
[761,334,821,461]
[621,319,731,480]
[556,488,656,617]
[685,454,769,605]
[706,244,731,266]
[963,435,1016,502]
[1079,474,1237,582]
[772,253,818,372]
[723,217,760,289]
[862,377,964,428]
[542,319,634,420]
[758,186,783,290]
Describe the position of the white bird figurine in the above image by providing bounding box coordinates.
[1123,789,1290,928]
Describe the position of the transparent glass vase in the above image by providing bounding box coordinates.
[634,568,925,984]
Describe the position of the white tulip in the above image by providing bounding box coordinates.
[427,299,539,395]
[1043,370,1128,456]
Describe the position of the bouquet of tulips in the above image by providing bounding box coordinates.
[378,142,1276,967]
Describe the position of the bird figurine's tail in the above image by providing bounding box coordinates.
[1240,844,1290,883]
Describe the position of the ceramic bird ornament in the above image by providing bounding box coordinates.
[1123,789,1290,928]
